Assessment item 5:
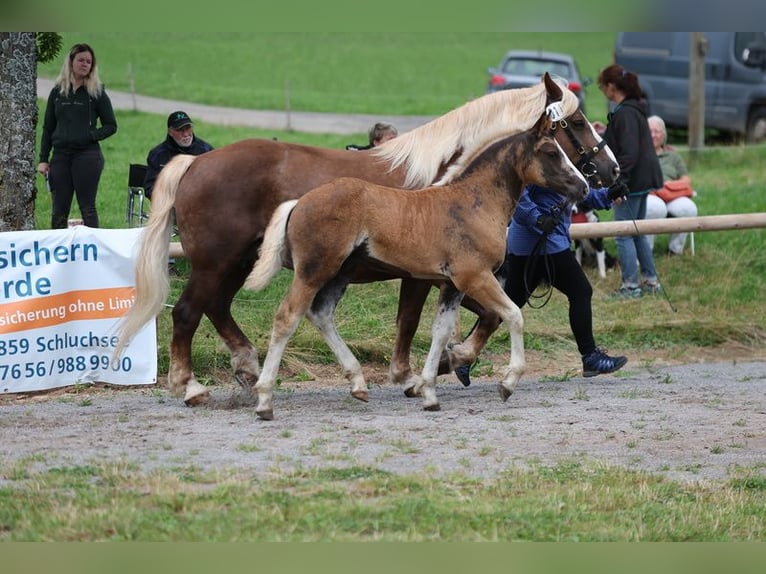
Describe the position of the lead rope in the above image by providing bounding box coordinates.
[524,226,556,309]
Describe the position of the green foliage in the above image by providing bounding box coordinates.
[35,33,62,64]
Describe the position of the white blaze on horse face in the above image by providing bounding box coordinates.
[586,121,619,167]
[555,140,589,190]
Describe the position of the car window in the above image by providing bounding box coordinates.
[503,58,571,79]
[502,59,530,74]
[548,62,571,78]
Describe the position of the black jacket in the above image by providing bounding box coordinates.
[144,135,214,198]
[604,98,663,194]
[39,85,117,162]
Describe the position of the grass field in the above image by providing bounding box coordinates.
[38,32,617,117]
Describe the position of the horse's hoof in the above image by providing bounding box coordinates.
[351,389,369,402]
[423,403,441,412]
[496,383,513,403]
[454,364,472,387]
[234,370,259,389]
[183,380,210,407]
[403,385,420,398]
[256,409,274,421]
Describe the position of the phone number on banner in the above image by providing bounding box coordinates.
[1,354,133,382]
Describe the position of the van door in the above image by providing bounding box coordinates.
[706,32,766,134]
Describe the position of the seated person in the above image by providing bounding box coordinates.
[144,111,214,274]
[144,110,214,199]
[346,122,398,150]
[645,115,698,255]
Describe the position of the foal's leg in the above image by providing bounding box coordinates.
[447,311,502,371]
[390,279,432,390]
[443,263,510,375]
[254,281,317,420]
[305,279,369,402]
[412,284,464,411]
[460,271,525,401]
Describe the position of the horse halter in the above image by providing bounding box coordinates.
[546,102,608,187]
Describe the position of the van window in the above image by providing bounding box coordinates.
[734,32,766,65]
[619,32,673,56]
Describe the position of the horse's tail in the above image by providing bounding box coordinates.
[114,154,198,358]
[244,199,298,292]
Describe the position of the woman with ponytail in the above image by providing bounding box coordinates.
[598,64,663,299]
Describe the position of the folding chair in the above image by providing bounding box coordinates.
[126,163,149,227]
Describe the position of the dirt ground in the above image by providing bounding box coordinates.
[1,344,765,484]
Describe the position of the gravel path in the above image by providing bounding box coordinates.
[2,359,765,484]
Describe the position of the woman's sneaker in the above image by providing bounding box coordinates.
[608,286,642,300]
[582,348,628,377]
[641,281,662,296]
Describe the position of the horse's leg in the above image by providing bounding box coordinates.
[202,255,261,390]
[254,281,316,421]
[413,284,464,411]
[168,271,215,405]
[447,306,502,370]
[442,261,510,377]
[459,271,525,401]
[393,279,431,393]
[448,312,462,348]
[305,278,368,403]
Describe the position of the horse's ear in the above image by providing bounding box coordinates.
[543,71,563,103]
[534,110,553,137]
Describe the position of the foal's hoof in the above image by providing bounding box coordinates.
[256,408,274,421]
[183,380,210,407]
[351,389,369,403]
[496,383,513,403]
[403,385,420,398]
[423,403,441,412]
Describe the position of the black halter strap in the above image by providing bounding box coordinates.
[549,118,608,187]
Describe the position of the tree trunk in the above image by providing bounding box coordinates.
[0,32,37,231]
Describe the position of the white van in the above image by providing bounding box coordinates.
[614,32,766,143]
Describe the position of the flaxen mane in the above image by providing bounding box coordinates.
[372,79,579,188]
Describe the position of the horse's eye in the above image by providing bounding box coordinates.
[540,142,558,156]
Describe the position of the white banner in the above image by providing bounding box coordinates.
[0,226,157,393]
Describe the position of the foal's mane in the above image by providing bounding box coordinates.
[372,79,579,189]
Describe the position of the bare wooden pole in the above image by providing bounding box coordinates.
[167,213,766,258]
[569,212,766,239]
[688,33,707,156]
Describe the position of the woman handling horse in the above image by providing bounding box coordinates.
[450,182,630,387]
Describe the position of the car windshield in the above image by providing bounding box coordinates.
[503,58,570,79]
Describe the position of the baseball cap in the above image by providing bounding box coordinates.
[167,110,193,130]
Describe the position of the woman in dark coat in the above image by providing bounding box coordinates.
[597,64,663,299]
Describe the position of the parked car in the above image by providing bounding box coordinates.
[486,50,591,113]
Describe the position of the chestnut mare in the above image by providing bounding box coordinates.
[244,113,589,419]
[115,73,618,406]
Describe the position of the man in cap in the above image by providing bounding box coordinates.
[143,111,214,274]
[143,110,214,199]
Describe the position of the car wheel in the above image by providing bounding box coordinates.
[746,106,766,144]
